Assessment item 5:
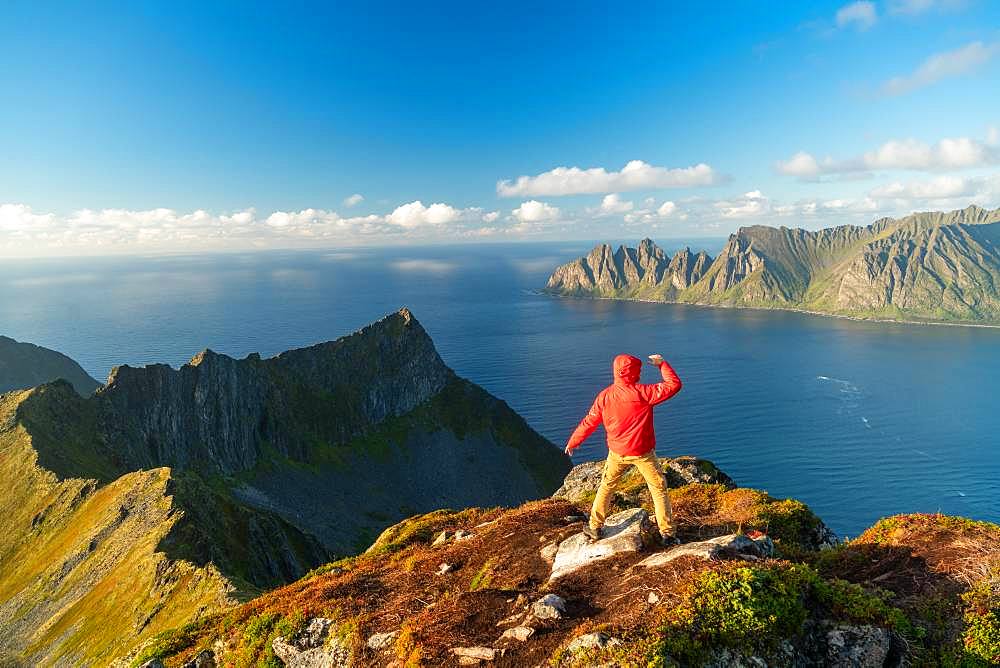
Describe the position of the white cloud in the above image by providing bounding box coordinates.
[0,203,56,231]
[511,200,560,223]
[836,1,877,30]
[882,41,999,96]
[775,151,823,178]
[497,159,718,197]
[869,174,976,200]
[717,190,771,218]
[386,200,461,227]
[343,193,364,207]
[597,193,634,215]
[657,201,677,217]
[776,131,999,179]
[888,0,964,15]
[482,210,500,223]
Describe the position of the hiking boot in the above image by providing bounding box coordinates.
[660,534,681,547]
[583,525,602,541]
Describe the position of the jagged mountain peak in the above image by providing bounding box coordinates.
[546,204,1000,323]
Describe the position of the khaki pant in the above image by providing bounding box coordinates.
[589,450,675,537]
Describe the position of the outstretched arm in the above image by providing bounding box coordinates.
[638,355,682,406]
[564,397,603,455]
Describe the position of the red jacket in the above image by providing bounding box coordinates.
[566,354,682,457]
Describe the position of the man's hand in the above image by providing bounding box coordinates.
[564,444,574,456]
[647,354,665,366]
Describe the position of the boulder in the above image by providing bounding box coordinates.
[552,456,735,505]
[825,624,893,667]
[499,625,535,642]
[139,660,166,668]
[637,534,769,567]
[540,542,559,563]
[451,646,496,664]
[531,593,567,620]
[550,508,656,579]
[432,531,450,546]
[181,650,216,668]
[271,618,351,668]
[566,632,620,653]
[366,630,399,652]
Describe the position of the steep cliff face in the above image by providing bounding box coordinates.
[0,336,100,396]
[545,205,1000,324]
[0,308,570,666]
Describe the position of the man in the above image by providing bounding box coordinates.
[564,353,683,544]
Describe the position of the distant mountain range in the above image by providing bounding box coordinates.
[0,336,100,395]
[545,205,1000,324]
[0,309,569,666]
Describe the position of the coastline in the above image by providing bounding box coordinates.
[537,290,1000,331]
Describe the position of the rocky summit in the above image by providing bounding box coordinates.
[133,458,1000,667]
[0,308,570,667]
[545,205,1000,324]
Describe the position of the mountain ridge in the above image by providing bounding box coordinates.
[546,205,1000,324]
[0,309,570,666]
[0,336,100,396]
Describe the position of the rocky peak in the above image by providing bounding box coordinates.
[96,308,452,476]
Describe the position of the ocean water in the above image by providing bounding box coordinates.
[3,242,999,538]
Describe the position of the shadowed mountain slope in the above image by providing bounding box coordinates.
[0,336,100,395]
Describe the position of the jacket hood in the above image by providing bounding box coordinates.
[613,354,642,385]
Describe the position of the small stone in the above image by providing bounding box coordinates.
[500,626,535,642]
[139,661,166,668]
[566,632,618,653]
[432,531,450,546]
[452,646,496,661]
[563,515,586,523]
[367,630,400,652]
[454,529,474,541]
[436,562,454,575]
[540,542,558,563]
[181,649,216,668]
[647,591,660,604]
[531,593,567,620]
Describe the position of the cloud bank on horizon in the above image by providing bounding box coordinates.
[0,1,998,256]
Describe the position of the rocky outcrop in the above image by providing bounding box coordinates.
[637,532,773,566]
[552,455,736,505]
[545,205,1000,323]
[271,618,351,667]
[0,335,100,395]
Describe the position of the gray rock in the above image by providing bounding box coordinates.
[181,649,216,668]
[637,533,768,567]
[138,660,166,668]
[454,529,474,541]
[825,624,893,667]
[540,542,559,563]
[499,625,535,642]
[271,618,351,668]
[531,593,567,620]
[432,530,450,546]
[436,562,454,575]
[566,632,620,653]
[366,630,399,652]
[550,508,656,579]
[451,646,496,663]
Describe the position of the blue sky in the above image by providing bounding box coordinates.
[1,0,999,255]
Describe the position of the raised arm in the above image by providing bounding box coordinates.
[638,355,682,406]
[564,395,603,455]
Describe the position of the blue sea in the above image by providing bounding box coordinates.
[4,242,999,538]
